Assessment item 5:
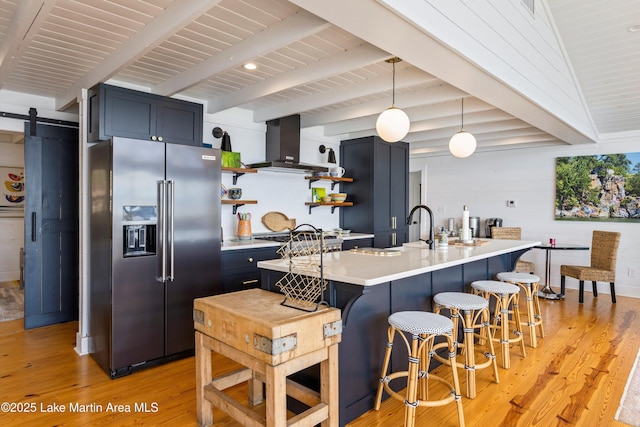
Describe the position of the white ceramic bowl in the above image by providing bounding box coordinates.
[330,193,347,202]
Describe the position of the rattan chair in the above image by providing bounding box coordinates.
[560,230,620,304]
[490,227,535,273]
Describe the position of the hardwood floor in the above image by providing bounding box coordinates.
[0,289,638,426]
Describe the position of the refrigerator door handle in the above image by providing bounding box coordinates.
[157,180,167,282]
[167,180,175,281]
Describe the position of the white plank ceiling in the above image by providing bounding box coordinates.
[0,0,638,156]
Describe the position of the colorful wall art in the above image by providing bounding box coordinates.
[0,167,25,216]
[555,152,640,222]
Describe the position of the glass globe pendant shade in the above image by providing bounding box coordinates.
[376,106,410,143]
[448,130,476,158]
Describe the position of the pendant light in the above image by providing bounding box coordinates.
[376,57,410,143]
[448,98,476,158]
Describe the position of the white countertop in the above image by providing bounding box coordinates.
[221,232,375,251]
[257,239,540,286]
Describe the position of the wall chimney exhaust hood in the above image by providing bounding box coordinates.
[248,114,328,173]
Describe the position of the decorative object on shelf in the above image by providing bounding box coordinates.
[321,196,332,203]
[376,57,410,143]
[220,183,227,199]
[227,187,242,200]
[237,212,252,240]
[221,151,241,168]
[262,211,296,232]
[449,98,477,158]
[330,193,347,203]
[311,187,326,202]
[213,126,242,167]
[329,166,345,177]
[319,145,337,164]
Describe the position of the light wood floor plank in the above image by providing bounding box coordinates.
[0,289,638,426]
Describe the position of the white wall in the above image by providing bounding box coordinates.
[0,142,24,281]
[410,137,640,299]
[204,108,342,239]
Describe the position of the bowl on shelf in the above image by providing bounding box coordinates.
[330,193,347,203]
[227,187,242,200]
[321,196,332,203]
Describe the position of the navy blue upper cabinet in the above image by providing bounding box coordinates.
[339,136,409,248]
[88,84,203,146]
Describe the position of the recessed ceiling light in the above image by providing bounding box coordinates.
[629,23,640,32]
[243,62,257,70]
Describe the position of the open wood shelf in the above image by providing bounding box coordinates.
[305,175,353,190]
[222,167,258,185]
[222,199,257,214]
[305,201,353,214]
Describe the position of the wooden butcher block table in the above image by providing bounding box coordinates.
[193,288,342,427]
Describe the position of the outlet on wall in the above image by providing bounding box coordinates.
[507,200,517,207]
[629,267,637,278]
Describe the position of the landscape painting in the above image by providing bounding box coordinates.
[555,152,640,222]
[0,167,25,217]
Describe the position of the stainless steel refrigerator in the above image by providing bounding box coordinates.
[89,137,221,378]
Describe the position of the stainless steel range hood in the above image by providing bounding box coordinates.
[248,114,328,173]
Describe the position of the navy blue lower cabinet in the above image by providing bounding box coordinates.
[220,247,278,293]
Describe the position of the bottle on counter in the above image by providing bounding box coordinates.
[438,231,449,249]
[461,205,472,243]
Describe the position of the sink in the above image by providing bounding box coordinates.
[350,247,402,256]
[403,241,430,248]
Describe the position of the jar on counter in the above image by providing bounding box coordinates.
[438,231,449,247]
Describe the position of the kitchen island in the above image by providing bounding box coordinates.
[258,239,539,426]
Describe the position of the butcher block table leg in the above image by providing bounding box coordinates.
[195,331,213,427]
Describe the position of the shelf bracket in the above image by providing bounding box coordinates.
[307,204,340,214]
[331,181,338,190]
[232,204,245,215]
[232,172,245,185]
[308,178,319,189]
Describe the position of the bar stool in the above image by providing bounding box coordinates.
[496,272,545,348]
[432,292,499,399]
[374,311,465,427]
[471,280,526,369]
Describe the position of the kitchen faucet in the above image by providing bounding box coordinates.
[406,205,435,249]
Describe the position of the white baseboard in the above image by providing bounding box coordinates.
[74,332,90,356]
[0,271,19,282]
[561,282,640,299]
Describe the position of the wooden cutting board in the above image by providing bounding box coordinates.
[261,211,296,232]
